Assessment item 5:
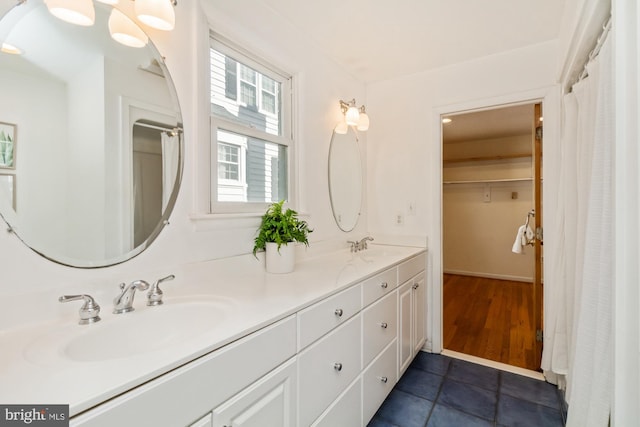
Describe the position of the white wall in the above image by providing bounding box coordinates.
[443,134,535,280]
[366,41,559,351]
[0,62,69,255]
[0,0,367,328]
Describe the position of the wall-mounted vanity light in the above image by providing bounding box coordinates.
[134,0,176,31]
[44,0,96,26]
[108,8,149,48]
[1,42,22,55]
[335,99,370,134]
[43,0,176,48]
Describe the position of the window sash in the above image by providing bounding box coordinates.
[209,35,293,214]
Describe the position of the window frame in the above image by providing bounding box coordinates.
[209,34,294,214]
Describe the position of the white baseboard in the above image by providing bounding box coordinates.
[443,269,533,283]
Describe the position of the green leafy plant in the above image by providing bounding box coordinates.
[253,200,312,256]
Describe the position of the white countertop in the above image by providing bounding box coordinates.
[0,243,425,417]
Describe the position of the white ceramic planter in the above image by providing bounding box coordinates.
[265,242,295,274]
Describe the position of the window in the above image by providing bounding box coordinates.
[210,35,292,212]
[218,143,240,181]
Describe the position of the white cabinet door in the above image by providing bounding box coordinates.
[212,358,297,427]
[412,272,426,355]
[398,282,413,376]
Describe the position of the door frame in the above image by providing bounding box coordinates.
[426,86,561,359]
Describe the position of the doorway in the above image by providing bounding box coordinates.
[440,103,543,371]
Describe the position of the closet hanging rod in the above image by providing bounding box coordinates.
[575,14,612,84]
[134,122,183,135]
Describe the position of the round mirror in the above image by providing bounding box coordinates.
[0,1,183,267]
[328,126,362,232]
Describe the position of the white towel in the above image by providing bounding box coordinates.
[512,225,526,254]
[525,224,534,243]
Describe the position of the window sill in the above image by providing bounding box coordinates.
[189,211,310,232]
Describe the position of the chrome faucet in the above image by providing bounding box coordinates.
[348,236,374,252]
[358,236,374,250]
[113,280,150,314]
[59,294,101,325]
[147,274,175,306]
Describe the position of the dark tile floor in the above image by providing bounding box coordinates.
[368,353,565,427]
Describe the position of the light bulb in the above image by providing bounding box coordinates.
[357,112,369,131]
[1,42,22,55]
[334,120,348,135]
[109,9,149,48]
[135,0,175,31]
[345,106,359,126]
[44,0,95,26]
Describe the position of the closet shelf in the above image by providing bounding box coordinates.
[443,177,533,185]
[443,153,532,164]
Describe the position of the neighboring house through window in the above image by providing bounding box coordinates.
[209,34,292,212]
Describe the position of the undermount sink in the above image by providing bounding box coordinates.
[24,296,234,364]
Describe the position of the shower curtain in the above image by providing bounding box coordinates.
[541,28,613,427]
[161,132,179,211]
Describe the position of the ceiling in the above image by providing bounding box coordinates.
[442,104,536,143]
[259,0,566,83]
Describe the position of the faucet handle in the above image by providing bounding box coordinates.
[147,274,175,306]
[59,294,101,325]
[347,241,357,252]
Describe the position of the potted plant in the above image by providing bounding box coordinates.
[253,200,312,273]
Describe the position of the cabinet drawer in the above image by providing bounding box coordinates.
[312,377,362,427]
[298,284,361,350]
[363,291,398,367]
[363,339,398,425]
[362,267,398,307]
[398,253,426,284]
[70,316,297,427]
[298,314,361,427]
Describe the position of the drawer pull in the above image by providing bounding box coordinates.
[380,282,388,289]
[380,322,388,329]
[413,283,419,290]
[378,376,388,383]
[334,308,344,317]
[334,362,343,372]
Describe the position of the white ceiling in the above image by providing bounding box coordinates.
[259,0,566,83]
[442,104,536,143]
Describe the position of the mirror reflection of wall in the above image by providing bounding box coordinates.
[328,126,362,232]
[0,2,183,267]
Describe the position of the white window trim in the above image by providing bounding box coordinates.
[208,33,295,215]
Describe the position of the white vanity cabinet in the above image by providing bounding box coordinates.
[298,314,362,426]
[210,358,297,427]
[398,255,427,377]
[70,316,297,427]
[68,249,427,427]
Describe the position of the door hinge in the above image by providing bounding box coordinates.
[536,329,544,342]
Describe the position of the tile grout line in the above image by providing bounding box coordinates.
[421,358,453,427]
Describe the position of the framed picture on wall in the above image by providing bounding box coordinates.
[0,174,16,211]
[0,122,16,169]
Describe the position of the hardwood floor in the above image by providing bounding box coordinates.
[443,274,539,371]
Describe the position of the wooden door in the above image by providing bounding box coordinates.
[532,103,543,367]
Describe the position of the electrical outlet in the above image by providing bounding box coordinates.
[396,213,404,225]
